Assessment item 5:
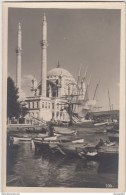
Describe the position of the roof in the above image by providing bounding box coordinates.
[48,67,74,78]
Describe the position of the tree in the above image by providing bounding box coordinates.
[7,77,21,119]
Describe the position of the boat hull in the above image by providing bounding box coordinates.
[13,137,32,142]
[54,126,76,135]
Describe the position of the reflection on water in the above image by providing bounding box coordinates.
[7,130,118,188]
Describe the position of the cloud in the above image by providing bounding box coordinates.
[21,74,36,97]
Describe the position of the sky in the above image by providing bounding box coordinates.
[8,8,120,110]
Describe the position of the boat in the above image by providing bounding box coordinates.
[25,126,47,133]
[78,145,98,159]
[13,136,32,142]
[54,126,76,135]
[97,144,119,155]
[108,132,119,142]
[104,142,116,147]
[106,122,119,133]
[73,120,94,128]
[94,122,109,127]
[44,136,57,141]
[72,139,84,143]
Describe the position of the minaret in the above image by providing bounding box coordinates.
[41,14,47,97]
[16,22,22,95]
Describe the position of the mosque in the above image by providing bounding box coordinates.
[16,15,95,123]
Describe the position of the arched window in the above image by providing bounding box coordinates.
[56,112,59,117]
[42,102,44,108]
[52,103,54,109]
[57,103,59,110]
[45,102,47,109]
[32,102,34,109]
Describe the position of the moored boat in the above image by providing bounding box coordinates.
[98,145,119,154]
[108,132,119,142]
[78,145,98,159]
[13,136,32,142]
[44,136,57,141]
[54,126,76,135]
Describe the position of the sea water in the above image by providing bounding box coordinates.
[6,128,118,188]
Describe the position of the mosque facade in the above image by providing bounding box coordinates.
[16,15,95,123]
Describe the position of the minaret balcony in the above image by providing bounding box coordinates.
[16,48,22,54]
[41,40,48,48]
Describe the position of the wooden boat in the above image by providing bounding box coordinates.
[73,120,94,128]
[94,122,109,127]
[36,133,49,137]
[107,122,119,133]
[44,136,57,141]
[108,132,119,142]
[87,151,98,156]
[98,144,119,154]
[78,146,98,159]
[54,133,62,137]
[72,139,84,143]
[25,126,47,133]
[54,126,76,135]
[13,136,32,142]
[104,142,116,147]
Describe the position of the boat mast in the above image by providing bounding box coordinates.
[108,89,113,121]
[108,89,111,111]
[93,80,100,100]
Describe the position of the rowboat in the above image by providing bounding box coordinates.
[13,137,32,142]
[72,139,84,143]
[54,126,76,135]
[94,122,109,127]
[98,145,119,154]
[78,146,98,159]
[37,133,49,137]
[73,120,94,128]
[44,136,57,141]
[108,132,119,142]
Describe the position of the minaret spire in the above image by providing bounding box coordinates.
[16,22,22,96]
[41,14,47,96]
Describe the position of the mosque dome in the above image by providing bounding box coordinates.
[47,62,76,83]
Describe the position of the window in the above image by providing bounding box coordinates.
[42,102,44,108]
[37,102,39,108]
[45,102,47,109]
[28,102,30,109]
[52,112,54,119]
[32,102,34,109]
[52,103,54,109]
[57,103,59,110]
[48,103,50,109]
[56,112,59,117]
